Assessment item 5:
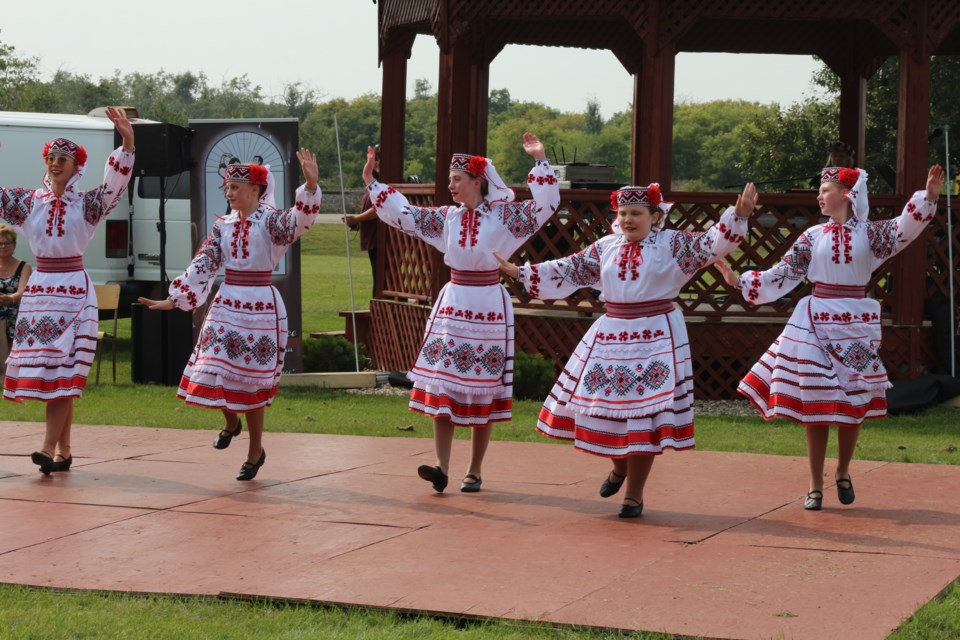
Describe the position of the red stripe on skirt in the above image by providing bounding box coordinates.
[410,387,512,418]
[740,371,886,423]
[177,378,278,406]
[4,375,88,394]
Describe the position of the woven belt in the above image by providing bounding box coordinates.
[224,269,273,286]
[605,300,675,318]
[813,283,865,299]
[450,268,500,286]
[36,256,84,273]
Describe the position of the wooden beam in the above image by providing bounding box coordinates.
[632,42,675,187]
[892,47,931,330]
[379,51,409,184]
[838,73,867,166]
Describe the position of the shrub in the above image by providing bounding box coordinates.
[302,335,370,372]
[512,351,556,400]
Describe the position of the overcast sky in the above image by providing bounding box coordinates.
[2,2,825,118]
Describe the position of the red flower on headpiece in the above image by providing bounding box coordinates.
[466,156,487,177]
[74,146,88,166]
[610,190,619,210]
[646,184,662,208]
[42,142,51,159]
[838,168,859,189]
[248,164,269,186]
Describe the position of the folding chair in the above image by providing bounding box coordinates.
[94,284,121,384]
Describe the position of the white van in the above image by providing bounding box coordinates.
[0,109,192,300]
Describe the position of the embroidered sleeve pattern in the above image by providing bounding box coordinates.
[0,187,34,228]
[671,206,748,275]
[168,223,225,311]
[519,242,601,300]
[738,231,812,305]
[367,179,448,252]
[868,190,937,265]
[82,147,134,226]
[266,185,322,246]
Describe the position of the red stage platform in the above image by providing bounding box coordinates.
[1,421,958,639]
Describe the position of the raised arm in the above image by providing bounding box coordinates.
[82,107,135,227]
[163,224,226,311]
[266,148,322,246]
[498,133,560,254]
[866,164,943,267]
[670,183,756,275]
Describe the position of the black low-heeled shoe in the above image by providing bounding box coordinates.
[599,470,626,498]
[213,419,243,450]
[804,490,824,511]
[417,464,448,493]
[236,449,265,481]
[31,451,56,475]
[836,477,855,505]
[460,474,482,493]
[52,454,73,472]
[618,498,644,519]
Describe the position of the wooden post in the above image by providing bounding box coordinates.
[632,42,675,187]
[838,72,867,166]
[892,47,931,343]
[379,50,409,184]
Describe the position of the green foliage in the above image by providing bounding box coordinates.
[301,334,370,372]
[512,351,557,400]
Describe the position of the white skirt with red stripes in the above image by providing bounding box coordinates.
[738,295,889,426]
[537,309,695,457]
[3,270,97,403]
[407,281,514,426]
[177,283,287,413]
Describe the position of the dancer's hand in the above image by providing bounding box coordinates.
[926,164,945,200]
[297,148,318,190]
[106,106,135,151]
[714,259,739,287]
[734,182,759,218]
[493,250,519,279]
[137,297,174,311]
[522,132,546,161]
[362,145,378,185]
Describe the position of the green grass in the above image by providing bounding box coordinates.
[3,221,959,639]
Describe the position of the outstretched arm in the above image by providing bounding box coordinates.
[297,147,319,191]
[493,250,519,279]
[137,297,175,311]
[522,132,547,161]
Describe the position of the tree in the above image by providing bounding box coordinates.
[584,99,603,135]
[0,38,39,110]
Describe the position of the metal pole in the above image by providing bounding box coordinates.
[334,113,361,372]
[945,125,955,377]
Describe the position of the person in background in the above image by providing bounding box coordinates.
[345,143,380,299]
[0,224,33,375]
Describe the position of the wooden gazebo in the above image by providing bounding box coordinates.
[367,0,960,398]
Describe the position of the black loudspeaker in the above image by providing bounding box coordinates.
[131,303,195,386]
[120,123,194,177]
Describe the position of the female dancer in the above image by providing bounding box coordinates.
[362,133,560,493]
[1,107,134,474]
[717,158,943,510]
[139,151,320,480]
[496,183,757,516]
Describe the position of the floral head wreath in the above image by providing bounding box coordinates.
[449,152,515,203]
[821,166,870,222]
[224,163,269,185]
[610,184,674,231]
[43,138,88,166]
[821,167,859,189]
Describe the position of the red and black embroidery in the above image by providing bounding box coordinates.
[231,217,252,259]
[825,222,853,264]
[671,230,717,275]
[458,208,481,249]
[45,196,67,237]
[617,242,643,280]
[0,187,34,226]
